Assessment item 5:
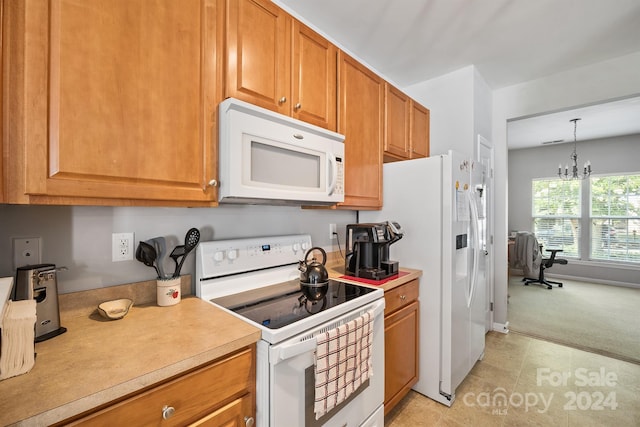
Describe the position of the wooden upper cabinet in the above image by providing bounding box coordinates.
[226,0,337,130]
[225,0,290,115]
[384,83,411,161]
[4,0,220,205]
[383,83,430,162]
[338,51,383,210]
[291,21,337,130]
[410,100,430,159]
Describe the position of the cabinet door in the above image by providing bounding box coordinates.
[69,347,255,426]
[410,100,430,159]
[188,395,253,427]
[11,0,219,204]
[384,83,411,161]
[337,51,383,210]
[384,300,419,415]
[291,21,337,131]
[226,0,290,115]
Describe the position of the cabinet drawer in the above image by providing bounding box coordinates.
[70,347,254,426]
[384,279,419,315]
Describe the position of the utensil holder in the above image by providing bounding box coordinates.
[156,277,181,306]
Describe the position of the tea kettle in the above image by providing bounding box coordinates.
[298,247,329,300]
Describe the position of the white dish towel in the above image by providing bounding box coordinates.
[313,309,374,419]
[0,299,37,380]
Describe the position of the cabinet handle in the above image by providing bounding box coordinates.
[294,102,301,111]
[400,295,406,301]
[207,179,218,187]
[244,416,255,427]
[278,97,287,104]
[162,405,175,420]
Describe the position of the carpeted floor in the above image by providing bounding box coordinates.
[507,275,640,365]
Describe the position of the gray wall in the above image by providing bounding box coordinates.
[0,204,356,294]
[508,133,640,286]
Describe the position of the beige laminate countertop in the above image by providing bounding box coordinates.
[0,277,261,427]
[325,256,423,291]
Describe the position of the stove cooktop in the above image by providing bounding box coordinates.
[211,279,377,330]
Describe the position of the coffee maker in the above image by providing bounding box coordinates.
[13,264,67,342]
[345,221,404,280]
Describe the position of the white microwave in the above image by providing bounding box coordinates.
[218,98,345,205]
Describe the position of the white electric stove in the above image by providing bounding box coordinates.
[195,234,385,427]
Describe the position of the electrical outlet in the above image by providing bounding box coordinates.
[329,223,337,239]
[13,237,42,269]
[112,232,134,262]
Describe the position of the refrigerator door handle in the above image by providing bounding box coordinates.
[467,191,481,307]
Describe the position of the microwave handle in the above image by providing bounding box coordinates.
[328,154,338,196]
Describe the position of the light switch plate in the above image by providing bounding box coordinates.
[13,237,42,269]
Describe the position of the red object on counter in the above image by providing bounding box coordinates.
[338,271,409,286]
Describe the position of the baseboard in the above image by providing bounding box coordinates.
[492,321,509,334]
[541,273,640,289]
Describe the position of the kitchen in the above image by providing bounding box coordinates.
[3,0,640,426]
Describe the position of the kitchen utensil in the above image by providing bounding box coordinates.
[136,241,160,278]
[170,228,200,278]
[14,264,67,341]
[149,237,167,279]
[298,247,329,301]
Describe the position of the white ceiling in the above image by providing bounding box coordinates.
[507,96,640,150]
[275,0,640,148]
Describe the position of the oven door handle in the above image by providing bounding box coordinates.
[271,337,318,363]
[270,298,385,363]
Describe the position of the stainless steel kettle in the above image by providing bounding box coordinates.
[298,247,329,300]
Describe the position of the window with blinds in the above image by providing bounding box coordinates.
[531,179,581,257]
[590,174,640,262]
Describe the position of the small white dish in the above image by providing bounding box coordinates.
[97,298,133,320]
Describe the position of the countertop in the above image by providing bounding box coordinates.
[0,262,421,426]
[325,253,423,292]
[0,276,261,426]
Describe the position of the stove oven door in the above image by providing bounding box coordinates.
[260,298,385,427]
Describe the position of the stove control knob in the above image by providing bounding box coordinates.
[292,243,301,253]
[213,251,224,262]
[301,241,310,251]
[228,249,238,260]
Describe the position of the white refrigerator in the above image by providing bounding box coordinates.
[360,150,486,406]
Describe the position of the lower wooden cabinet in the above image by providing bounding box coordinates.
[61,345,256,427]
[384,279,419,415]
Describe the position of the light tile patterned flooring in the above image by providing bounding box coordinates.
[384,331,640,426]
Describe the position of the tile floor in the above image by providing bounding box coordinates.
[384,331,640,426]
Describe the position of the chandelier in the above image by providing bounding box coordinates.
[557,118,591,180]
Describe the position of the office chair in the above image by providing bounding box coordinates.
[523,247,568,290]
[510,231,541,277]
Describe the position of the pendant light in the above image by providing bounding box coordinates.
[558,118,591,180]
